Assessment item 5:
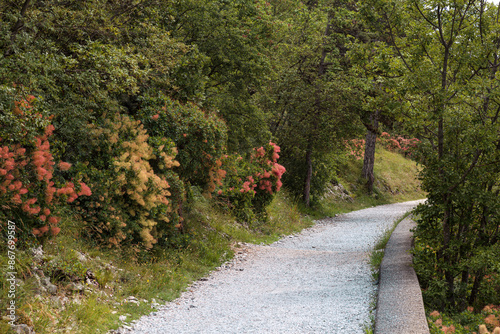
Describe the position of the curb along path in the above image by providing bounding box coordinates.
[375,216,430,334]
[127,200,425,334]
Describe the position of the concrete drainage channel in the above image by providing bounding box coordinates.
[374,216,430,334]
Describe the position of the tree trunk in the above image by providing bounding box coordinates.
[468,270,484,306]
[362,110,379,193]
[303,142,313,207]
[301,14,331,208]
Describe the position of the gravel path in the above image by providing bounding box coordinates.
[127,200,423,334]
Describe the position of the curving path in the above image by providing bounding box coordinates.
[127,200,424,334]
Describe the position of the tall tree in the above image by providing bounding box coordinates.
[349,1,405,193]
[368,0,500,310]
[265,1,363,206]
[162,0,277,152]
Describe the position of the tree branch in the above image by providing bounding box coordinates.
[383,7,413,73]
[11,0,31,34]
[4,0,31,57]
[448,149,483,193]
[413,0,438,29]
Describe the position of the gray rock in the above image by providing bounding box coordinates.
[66,282,84,292]
[125,296,139,305]
[12,324,34,334]
[41,277,57,295]
[324,182,355,202]
[50,296,69,308]
[76,251,87,262]
[30,246,44,263]
[33,274,47,295]
[150,298,160,309]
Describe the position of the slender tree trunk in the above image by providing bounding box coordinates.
[439,45,452,306]
[302,14,332,207]
[303,141,313,207]
[362,110,379,193]
[468,270,484,306]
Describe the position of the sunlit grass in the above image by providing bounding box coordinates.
[306,148,425,219]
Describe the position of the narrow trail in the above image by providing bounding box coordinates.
[128,200,424,334]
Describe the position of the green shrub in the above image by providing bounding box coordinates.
[76,113,181,249]
[137,92,227,190]
[42,250,87,282]
[413,200,500,312]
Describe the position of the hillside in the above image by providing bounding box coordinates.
[314,147,425,217]
[0,148,424,334]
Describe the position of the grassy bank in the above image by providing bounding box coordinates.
[0,189,312,334]
[0,148,425,333]
[306,147,425,218]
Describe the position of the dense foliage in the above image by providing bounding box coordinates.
[137,93,227,190]
[363,0,500,312]
[0,0,294,252]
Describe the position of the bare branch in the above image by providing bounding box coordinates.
[413,0,439,29]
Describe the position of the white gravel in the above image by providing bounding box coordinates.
[125,200,423,334]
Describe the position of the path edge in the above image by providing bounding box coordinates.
[374,216,430,334]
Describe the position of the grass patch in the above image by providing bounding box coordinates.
[363,211,414,334]
[369,211,412,282]
[304,148,425,219]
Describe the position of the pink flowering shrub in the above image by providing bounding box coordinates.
[0,93,91,238]
[213,142,286,222]
[378,132,420,157]
[345,133,420,159]
[344,139,366,160]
